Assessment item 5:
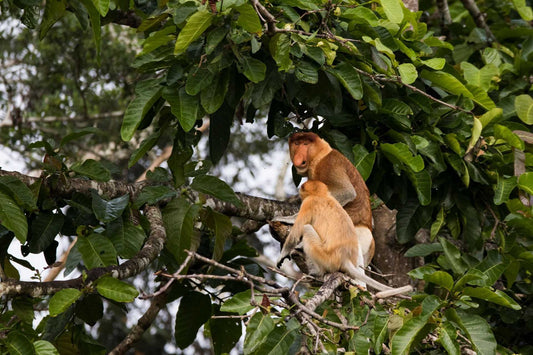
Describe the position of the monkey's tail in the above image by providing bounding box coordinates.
[343,261,412,298]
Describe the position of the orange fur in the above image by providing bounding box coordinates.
[278,181,412,297]
[288,132,375,261]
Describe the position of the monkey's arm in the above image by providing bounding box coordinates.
[329,179,356,207]
[276,211,310,267]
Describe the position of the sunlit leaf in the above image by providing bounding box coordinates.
[96,276,139,302]
[0,190,27,243]
[77,233,117,269]
[49,289,81,316]
[174,9,213,54]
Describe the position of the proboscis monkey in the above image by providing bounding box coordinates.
[277,181,412,298]
[276,131,374,266]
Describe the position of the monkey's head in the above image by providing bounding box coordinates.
[289,132,330,176]
[299,180,329,199]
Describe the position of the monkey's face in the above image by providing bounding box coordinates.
[290,133,318,176]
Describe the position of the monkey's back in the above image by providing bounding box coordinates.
[313,150,372,230]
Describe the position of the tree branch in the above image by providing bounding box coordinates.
[0,205,166,297]
[459,0,496,43]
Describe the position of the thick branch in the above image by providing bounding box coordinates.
[109,289,170,355]
[460,0,496,43]
[0,205,166,297]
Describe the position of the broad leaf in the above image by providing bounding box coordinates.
[494,124,525,150]
[28,213,64,253]
[175,291,211,349]
[0,189,28,242]
[381,142,424,172]
[515,94,533,124]
[236,4,262,34]
[96,276,139,302]
[220,289,254,315]
[424,270,454,291]
[71,159,111,181]
[240,56,266,83]
[391,296,441,355]
[162,197,201,264]
[91,191,129,223]
[398,63,417,84]
[33,340,59,355]
[107,218,146,259]
[0,175,37,211]
[77,233,117,269]
[191,175,243,207]
[7,332,34,355]
[439,237,468,275]
[121,78,163,141]
[329,62,363,100]
[518,172,533,195]
[91,0,109,16]
[201,70,230,114]
[254,317,299,354]
[269,33,292,71]
[49,288,82,317]
[128,130,162,168]
[380,0,404,23]
[175,9,213,54]
[493,174,517,205]
[210,311,242,355]
[405,243,443,257]
[446,309,497,355]
[204,208,233,262]
[462,287,521,310]
[244,312,275,354]
[353,144,375,181]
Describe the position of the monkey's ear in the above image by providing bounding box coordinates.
[291,165,302,187]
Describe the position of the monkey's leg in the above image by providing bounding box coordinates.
[354,226,375,267]
[300,224,327,277]
[271,214,298,224]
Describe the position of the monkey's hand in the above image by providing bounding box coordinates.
[276,253,291,268]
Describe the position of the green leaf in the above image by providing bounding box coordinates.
[244,312,276,354]
[0,175,38,211]
[165,86,201,132]
[175,291,212,349]
[175,9,213,55]
[453,269,487,292]
[162,197,201,264]
[220,289,254,315]
[461,62,498,91]
[134,185,178,208]
[139,25,176,56]
[91,191,129,223]
[462,287,521,310]
[128,130,161,168]
[430,207,445,239]
[397,63,417,84]
[0,189,28,243]
[421,58,445,70]
[408,265,437,279]
[478,107,502,128]
[512,0,533,21]
[466,117,482,154]
[329,62,363,100]
[77,233,117,269]
[40,0,66,40]
[420,70,495,110]
[210,312,242,355]
[424,270,454,291]
[446,309,497,355]
[391,296,441,355]
[107,218,146,259]
[269,33,292,71]
[495,124,525,150]
[28,213,64,253]
[380,0,404,24]
[405,243,443,257]
[79,0,101,62]
[121,78,163,141]
[33,340,60,355]
[439,237,468,275]
[96,276,139,302]
[49,288,82,317]
[60,127,100,149]
[254,317,300,354]
[91,0,109,16]
[295,60,319,84]
[352,144,375,181]
[191,175,243,208]
[407,169,432,206]
[518,172,533,195]
[437,324,460,355]
[381,142,424,172]
[493,174,517,205]
[236,4,262,34]
[240,56,266,83]
[70,159,111,182]
[186,66,215,95]
[204,208,233,262]
[201,70,230,114]
[7,332,34,355]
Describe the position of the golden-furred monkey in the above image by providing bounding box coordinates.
[277,181,412,297]
[276,131,374,267]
